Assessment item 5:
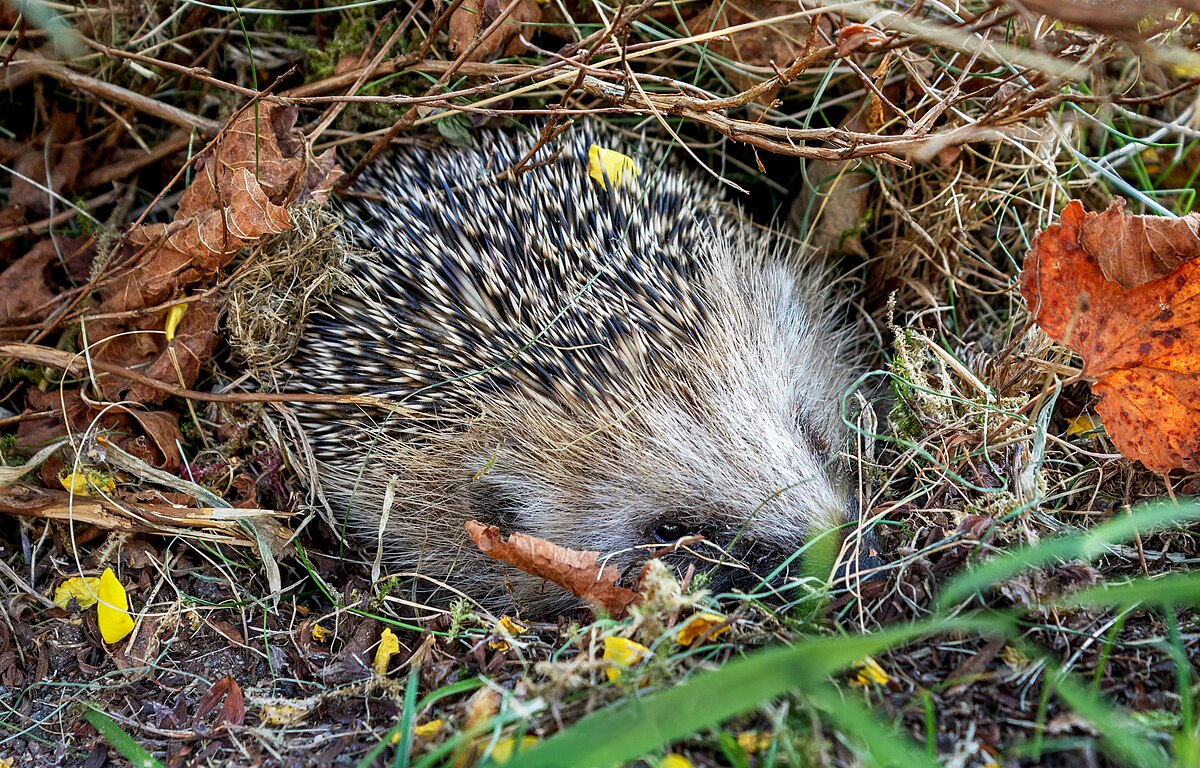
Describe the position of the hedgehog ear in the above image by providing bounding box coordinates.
[466,477,527,534]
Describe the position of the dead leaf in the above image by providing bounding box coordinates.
[684,0,811,98]
[195,676,246,728]
[836,23,888,57]
[1079,198,1200,288]
[125,298,222,405]
[1020,200,1200,472]
[0,238,93,342]
[83,104,340,406]
[465,521,642,617]
[449,0,542,62]
[5,110,84,217]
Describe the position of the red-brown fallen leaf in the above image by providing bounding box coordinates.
[1079,198,1200,288]
[466,521,642,617]
[836,23,888,57]
[449,0,542,62]
[5,110,84,217]
[87,104,341,402]
[684,0,811,98]
[16,388,182,471]
[195,676,246,728]
[0,238,94,342]
[1020,199,1200,472]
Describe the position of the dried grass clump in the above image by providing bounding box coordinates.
[225,203,353,376]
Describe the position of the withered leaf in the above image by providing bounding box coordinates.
[1020,200,1200,472]
[466,521,641,617]
[685,0,810,97]
[1079,198,1200,288]
[0,238,93,341]
[88,104,342,404]
[125,298,222,405]
[449,0,542,62]
[195,676,246,728]
[6,110,84,217]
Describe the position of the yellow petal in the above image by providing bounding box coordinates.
[96,567,134,644]
[490,735,538,763]
[59,469,116,497]
[413,718,444,738]
[259,702,313,725]
[659,755,693,768]
[603,636,650,682]
[488,615,528,651]
[736,731,772,754]
[54,576,101,610]
[165,301,188,341]
[850,656,890,687]
[675,613,730,647]
[588,145,641,191]
[1171,62,1200,78]
[374,628,401,674]
[311,623,330,643]
[1066,412,1103,437]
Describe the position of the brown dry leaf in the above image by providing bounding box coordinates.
[1079,198,1200,288]
[685,0,810,96]
[195,676,246,728]
[466,521,642,617]
[1020,200,1200,472]
[449,0,542,62]
[0,237,94,342]
[89,104,342,402]
[836,23,888,57]
[5,110,84,217]
[0,241,62,341]
[125,298,221,405]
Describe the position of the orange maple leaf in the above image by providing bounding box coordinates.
[1020,200,1200,472]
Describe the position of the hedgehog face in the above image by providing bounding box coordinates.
[445,338,869,614]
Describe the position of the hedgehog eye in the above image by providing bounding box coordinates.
[468,479,524,532]
[651,521,690,544]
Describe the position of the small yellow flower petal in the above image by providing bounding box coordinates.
[675,613,730,647]
[659,755,693,768]
[165,301,189,341]
[54,576,101,610]
[850,656,890,687]
[413,718,444,739]
[310,623,331,643]
[603,636,650,682]
[1171,61,1200,78]
[489,615,528,651]
[96,567,134,644]
[490,735,538,763]
[59,469,116,497]
[588,145,641,191]
[1000,644,1031,670]
[259,701,313,725]
[374,628,401,674]
[1066,412,1103,437]
[736,731,772,754]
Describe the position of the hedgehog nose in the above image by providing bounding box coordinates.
[833,531,882,584]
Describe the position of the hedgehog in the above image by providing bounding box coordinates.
[280,122,875,616]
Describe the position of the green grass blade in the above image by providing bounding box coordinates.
[938,500,1200,608]
[805,683,935,767]
[1059,572,1200,609]
[83,706,163,768]
[504,624,944,768]
[1053,672,1169,767]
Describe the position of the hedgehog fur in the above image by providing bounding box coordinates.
[281,122,864,616]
